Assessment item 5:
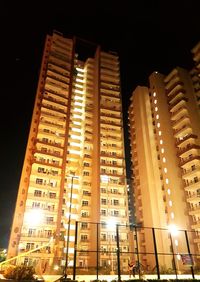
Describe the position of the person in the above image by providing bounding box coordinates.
[128,260,136,278]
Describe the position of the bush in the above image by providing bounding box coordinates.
[4,265,36,281]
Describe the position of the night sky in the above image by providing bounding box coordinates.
[0,0,199,248]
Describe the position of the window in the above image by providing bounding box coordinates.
[83,171,90,176]
[81,222,88,229]
[36,178,43,185]
[38,167,45,173]
[81,235,88,241]
[114,210,119,216]
[101,209,106,216]
[34,190,42,197]
[101,198,107,205]
[46,217,54,224]
[82,200,89,206]
[81,211,89,217]
[113,199,119,206]
[49,192,56,198]
[32,202,40,208]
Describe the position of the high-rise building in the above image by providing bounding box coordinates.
[7,30,130,273]
[129,44,200,269]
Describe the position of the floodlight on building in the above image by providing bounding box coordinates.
[24,209,44,226]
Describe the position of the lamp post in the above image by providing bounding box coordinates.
[107,219,116,275]
[63,174,78,281]
[168,224,178,280]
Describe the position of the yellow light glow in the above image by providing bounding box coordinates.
[169,200,172,206]
[175,239,178,246]
[107,219,117,230]
[76,67,84,73]
[158,131,162,136]
[157,123,160,128]
[154,99,157,104]
[101,175,109,183]
[156,114,159,119]
[161,148,164,153]
[168,224,178,235]
[167,189,171,195]
[153,92,156,97]
[24,209,44,226]
[170,212,175,219]
[155,107,158,111]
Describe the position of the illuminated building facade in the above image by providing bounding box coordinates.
[129,44,200,269]
[7,31,129,272]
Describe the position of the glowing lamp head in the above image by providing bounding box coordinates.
[106,219,117,230]
[168,224,178,236]
[24,209,44,226]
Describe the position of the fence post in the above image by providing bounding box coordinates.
[134,225,141,278]
[116,224,121,281]
[73,221,78,280]
[152,228,160,279]
[169,232,178,279]
[96,222,99,280]
[185,230,195,279]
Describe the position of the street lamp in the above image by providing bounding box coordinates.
[168,224,178,279]
[63,174,78,281]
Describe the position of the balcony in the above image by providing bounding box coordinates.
[184,178,200,191]
[168,91,185,105]
[173,124,192,138]
[180,155,200,166]
[176,134,198,146]
[169,97,188,111]
[171,105,188,120]
[191,221,200,230]
[182,166,200,179]
[171,114,190,129]
[189,206,200,216]
[187,194,200,204]
[177,144,200,157]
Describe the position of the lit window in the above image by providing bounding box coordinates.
[161,148,164,153]
[156,114,159,119]
[169,200,172,206]
[158,131,162,136]
[160,140,163,145]
[76,67,84,73]
[76,78,83,83]
[157,123,160,128]
[162,157,166,163]
[167,189,171,195]
[175,239,178,246]
[171,212,174,219]
[153,92,156,97]
[155,107,158,111]
[154,100,157,104]
[166,178,169,184]
[164,167,167,173]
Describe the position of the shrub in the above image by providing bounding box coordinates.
[4,265,36,281]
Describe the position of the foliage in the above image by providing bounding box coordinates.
[4,264,36,281]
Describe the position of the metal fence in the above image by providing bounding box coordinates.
[69,222,200,280]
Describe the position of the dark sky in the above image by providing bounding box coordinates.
[0,0,199,248]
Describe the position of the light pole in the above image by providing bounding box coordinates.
[63,174,78,281]
[168,224,178,280]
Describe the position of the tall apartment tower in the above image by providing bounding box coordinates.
[129,62,200,269]
[8,31,129,273]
